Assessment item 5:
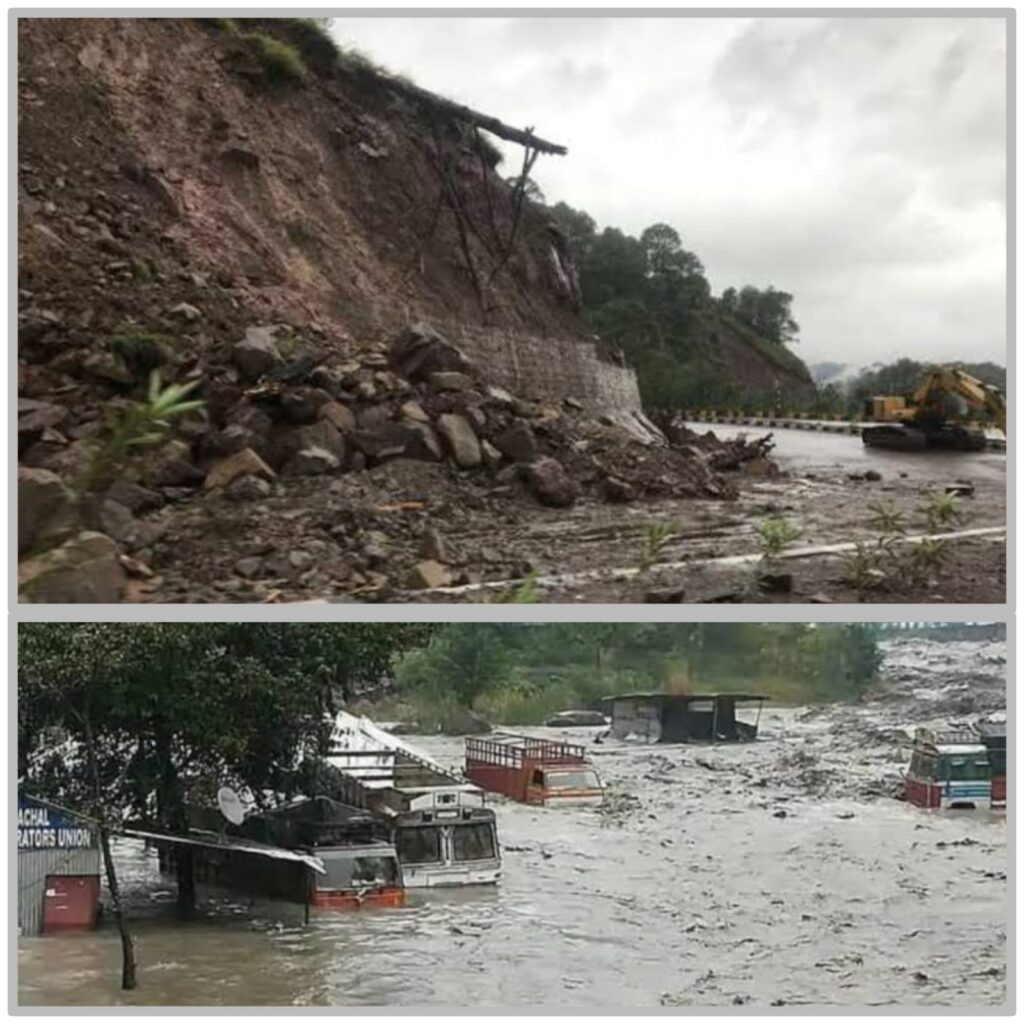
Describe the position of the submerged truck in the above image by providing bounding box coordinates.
[464,734,605,806]
[903,728,994,810]
[325,712,501,887]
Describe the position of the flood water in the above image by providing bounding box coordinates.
[18,640,1007,1008]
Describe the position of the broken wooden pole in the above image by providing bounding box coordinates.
[399,80,567,155]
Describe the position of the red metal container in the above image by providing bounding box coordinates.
[42,875,100,932]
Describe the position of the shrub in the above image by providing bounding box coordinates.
[246,32,309,83]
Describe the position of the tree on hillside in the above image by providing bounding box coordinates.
[723,285,799,345]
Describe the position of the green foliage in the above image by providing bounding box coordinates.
[491,572,542,603]
[246,32,309,83]
[78,372,204,493]
[758,517,802,561]
[905,536,949,583]
[719,285,799,346]
[866,500,906,537]
[393,623,882,726]
[843,541,888,594]
[549,201,808,412]
[19,623,433,825]
[844,358,1006,418]
[917,491,964,533]
[637,522,678,573]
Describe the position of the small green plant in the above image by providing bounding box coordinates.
[282,18,341,73]
[758,517,802,561]
[78,372,204,493]
[917,491,964,534]
[492,571,541,604]
[866,500,906,537]
[904,537,949,584]
[843,541,887,594]
[246,32,309,83]
[637,523,678,573]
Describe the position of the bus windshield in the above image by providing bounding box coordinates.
[452,823,497,862]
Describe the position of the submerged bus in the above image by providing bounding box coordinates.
[326,712,501,887]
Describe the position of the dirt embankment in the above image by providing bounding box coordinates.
[17,18,783,603]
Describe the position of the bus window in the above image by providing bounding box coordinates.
[452,823,497,862]
[396,826,443,865]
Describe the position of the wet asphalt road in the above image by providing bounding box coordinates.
[684,422,1007,486]
[18,678,1006,1007]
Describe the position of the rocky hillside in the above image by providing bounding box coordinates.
[17,18,777,603]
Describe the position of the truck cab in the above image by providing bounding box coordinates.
[311,841,405,909]
[904,729,993,810]
[465,734,605,807]
[525,764,605,806]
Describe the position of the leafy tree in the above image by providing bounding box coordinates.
[18,623,433,919]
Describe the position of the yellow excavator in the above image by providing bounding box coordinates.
[861,366,1006,452]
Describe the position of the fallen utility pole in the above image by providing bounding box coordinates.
[400,80,567,155]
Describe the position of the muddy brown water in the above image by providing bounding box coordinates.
[18,642,1006,1008]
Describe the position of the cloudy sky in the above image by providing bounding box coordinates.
[330,16,1007,369]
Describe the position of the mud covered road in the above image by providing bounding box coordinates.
[418,430,1006,604]
[18,639,1007,1008]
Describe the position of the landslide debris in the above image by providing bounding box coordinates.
[16,18,779,602]
[20,320,776,602]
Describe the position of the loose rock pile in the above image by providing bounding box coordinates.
[18,321,778,603]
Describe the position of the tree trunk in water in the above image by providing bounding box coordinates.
[98,824,137,990]
[83,712,137,990]
[176,850,196,920]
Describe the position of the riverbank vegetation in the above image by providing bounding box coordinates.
[382,623,882,730]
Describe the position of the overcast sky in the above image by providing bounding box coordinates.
[330,16,1007,369]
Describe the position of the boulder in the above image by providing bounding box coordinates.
[272,419,346,469]
[281,387,330,425]
[19,531,127,603]
[286,446,340,476]
[603,476,635,503]
[436,413,481,468]
[522,457,577,508]
[320,400,356,433]
[399,400,430,424]
[18,466,79,554]
[225,474,273,502]
[149,439,204,487]
[388,323,471,382]
[18,399,69,440]
[351,421,441,464]
[406,559,453,590]
[481,440,503,470]
[429,371,474,393]
[493,422,538,463]
[105,480,164,514]
[205,448,276,490]
[232,326,282,381]
[419,526,448,563]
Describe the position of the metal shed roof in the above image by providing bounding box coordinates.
[122,826,326,874]
[609,692,767,703]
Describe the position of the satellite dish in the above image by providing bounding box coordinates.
[217,786,245,826]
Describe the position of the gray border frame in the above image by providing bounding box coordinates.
[9,5,1015,1016]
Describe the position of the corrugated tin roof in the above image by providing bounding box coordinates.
[122,827,326,874]
[609,692,767,704]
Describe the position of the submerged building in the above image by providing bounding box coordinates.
[607,693,766,744]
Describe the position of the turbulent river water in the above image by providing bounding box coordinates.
[18,639,1007,1008]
